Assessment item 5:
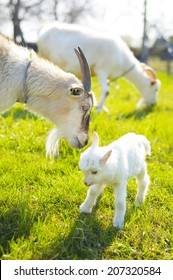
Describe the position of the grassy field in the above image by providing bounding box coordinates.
[0,72,172,260]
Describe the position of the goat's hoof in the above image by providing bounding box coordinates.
[96,106,109,114]
[102,106,109,113]
[46,151,59,159]
[96,106,102,113]
[135,197,144,206]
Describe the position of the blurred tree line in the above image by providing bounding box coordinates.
[0,0,95,44]
[0,0,173,69]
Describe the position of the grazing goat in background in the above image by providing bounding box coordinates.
[79,132,151,228]
[0,34,94,157]
[37,22,161,113]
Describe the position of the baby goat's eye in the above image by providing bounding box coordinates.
[91,170,98,175]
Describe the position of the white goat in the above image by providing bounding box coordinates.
[79,131,151,228]
[0,34,94,157]
[38,22,161,112]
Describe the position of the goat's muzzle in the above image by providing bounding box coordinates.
[84,180,91,186]
[75,137,88,149]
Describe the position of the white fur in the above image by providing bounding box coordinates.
[79,132,151,228]
[38,22,161,112]
[0,35,94,157]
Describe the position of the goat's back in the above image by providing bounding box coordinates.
[110,132,151,157]
[37,22,137,76]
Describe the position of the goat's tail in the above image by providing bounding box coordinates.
[139,135,151,156]
[46,128,59,158]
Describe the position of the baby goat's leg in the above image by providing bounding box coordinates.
[80,184,105,213]
[113,181,127,228]
[135,163,150,205]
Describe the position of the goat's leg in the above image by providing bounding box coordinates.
[96,72,109,113]
[113,182,127,228]
[80,184,105,213]
[135,163,150,205]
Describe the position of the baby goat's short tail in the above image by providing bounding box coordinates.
[139,135,151,156]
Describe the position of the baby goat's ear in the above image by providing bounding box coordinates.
[100,150,112,164]
[91,131,99,149]
[67,86,84,97]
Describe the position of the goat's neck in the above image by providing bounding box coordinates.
[125,62,146,90]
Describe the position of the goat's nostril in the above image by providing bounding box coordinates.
[84,139,88,146]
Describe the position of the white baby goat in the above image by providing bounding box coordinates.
[79,131,151,228]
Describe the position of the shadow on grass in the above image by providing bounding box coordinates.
[116,106,155,121]
[2,107,37,121]
[0,206,120,260]
[0,203,35,256]
[0,202,141,260]
[47,212,122,260]
[46,197,143,260]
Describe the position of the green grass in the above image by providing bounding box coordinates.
[0,72,173,260]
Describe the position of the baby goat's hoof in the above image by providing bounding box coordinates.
[113,220,124,228]
[80,203,92,213]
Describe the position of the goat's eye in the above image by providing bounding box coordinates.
[91,170,98,175]
[82,105,89,111]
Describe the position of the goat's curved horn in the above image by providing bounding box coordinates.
[74,47,91,92]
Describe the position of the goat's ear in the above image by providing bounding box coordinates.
[100,150,112,164]
[91,131,99,149]
[67,86,84,97]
